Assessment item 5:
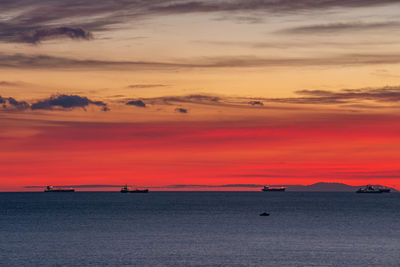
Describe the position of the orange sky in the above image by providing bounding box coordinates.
[1,0,400,191]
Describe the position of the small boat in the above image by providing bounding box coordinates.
[261,186,286,192]
[44,186,75,192]
[260,212,270,216]
[356,185,383,193]
[120,185,149,193]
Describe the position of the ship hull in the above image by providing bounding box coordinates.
[379,189,391,193]
[262,188,285,192]
[121,189,149,193]
[44,189,75,192]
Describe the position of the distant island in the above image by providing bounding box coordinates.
[157,182,399,192]
[279,182,398,192]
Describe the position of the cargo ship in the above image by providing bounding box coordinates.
[261,186,286,192]
[120,185,149,193]
[44,186,75,192]
[356,185,390,193]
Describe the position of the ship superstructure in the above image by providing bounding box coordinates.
[261,186,286,192]
[44,186,75,192]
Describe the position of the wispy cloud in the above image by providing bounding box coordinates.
[4,53,400,70]
[280,21,400,34]
[0,0,399,44]
[127,84,168,89]
[248,101,264,106]
[0,81,21,86]
[292,86,400,104]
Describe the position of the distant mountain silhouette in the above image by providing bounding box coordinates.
[282,182,398,192]
[25,182,398,192]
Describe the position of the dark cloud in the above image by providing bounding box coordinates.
[0,96,29,110]
[119,94,223,109]
[196,39,398,50]
[148,0,400,14]
[127,84,168,89]
[0,53,187,69]
[147,86,400,108]
[295,86,400,103]
[31,94,108,111]
[175,108,188,113]
[15,27,92,44]
[249,101,264,106]
[281,21,400,34]
[126,100,146,107]
[154,95,220,104]
[3,86,400,114]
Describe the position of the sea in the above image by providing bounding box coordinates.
[0,192,399,267]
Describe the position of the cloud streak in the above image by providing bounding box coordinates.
[0,0,399,44]
[3,86,400,115]
[280,21,400,34]
[4,53,400,70]
[175,108,188,113]
[0,81,20,86]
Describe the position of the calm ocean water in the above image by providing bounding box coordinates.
[0,192,399,266]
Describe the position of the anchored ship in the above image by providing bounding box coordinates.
[261,186,286,192]
[44,186,75,192]
[120,185,149,193]
[356,185,391,193]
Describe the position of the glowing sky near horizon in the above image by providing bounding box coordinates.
[1,0,400,191]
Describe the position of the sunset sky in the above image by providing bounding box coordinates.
[1,0,400,191]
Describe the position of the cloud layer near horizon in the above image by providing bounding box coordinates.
[3,86,400,114]
[4,53,400,70]
[1,0,397,36]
